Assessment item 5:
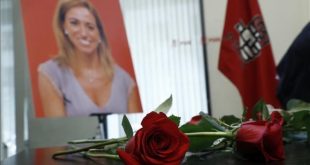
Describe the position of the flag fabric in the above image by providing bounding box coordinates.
[218,0,280,119]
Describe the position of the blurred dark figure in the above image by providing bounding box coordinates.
[277,22,310,109]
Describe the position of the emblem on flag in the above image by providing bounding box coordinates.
[235,16,269,62]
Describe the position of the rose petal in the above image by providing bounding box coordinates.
[134,130,145,155]
[236,121,267,143]
[165,136,189,162]
[236,121,267,161]
[141,112,166,127]
[270,111,284,126]
[125,137,135,153]
[262,123,285,161]
[117,149,140,165]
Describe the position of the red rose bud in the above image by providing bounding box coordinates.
[235,120,285,162]
[188,115,202,125]
[117,112,190,165]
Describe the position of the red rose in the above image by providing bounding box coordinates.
[117,112,189,165]
[235,120,285,162]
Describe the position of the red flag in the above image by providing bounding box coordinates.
[218,0,280,119]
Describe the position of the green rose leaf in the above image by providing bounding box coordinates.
[154,95,172,114]
[282,99,310,143]
[252,99,269,121]
[169,115,181,127]
[199,112,226,132]
[279,110,291,124]
[305,119,310,144]
[290,110,310,143]
[290,110,310,129]
[180,113,227,152]
[121,115,133,139]
[180,125,220,152]
[220,115,241,126]
[287,99,310,110]
[241,106,247,121]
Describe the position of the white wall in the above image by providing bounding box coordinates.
[204,0,310,118]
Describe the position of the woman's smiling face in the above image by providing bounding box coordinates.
[64,6,100,55]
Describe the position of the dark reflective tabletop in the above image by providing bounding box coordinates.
[2,142,310,165]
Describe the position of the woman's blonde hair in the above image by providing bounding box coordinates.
[53,0,114,76]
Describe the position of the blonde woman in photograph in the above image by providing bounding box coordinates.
[38,0,142,117]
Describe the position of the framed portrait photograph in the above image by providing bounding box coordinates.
[20,0,142,118]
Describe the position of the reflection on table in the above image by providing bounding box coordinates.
[2,142,310,165]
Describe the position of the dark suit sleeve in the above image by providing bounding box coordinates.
[277,22,310,108]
